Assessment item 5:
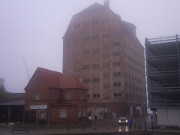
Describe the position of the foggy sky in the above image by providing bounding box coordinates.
[0,0,180,93]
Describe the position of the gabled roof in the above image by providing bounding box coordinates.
[59,74,85,89]
[74,3,109,16]
[38,67,61,89]
[26,67,85,90]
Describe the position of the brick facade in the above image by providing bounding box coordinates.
[25,67,87,125]
[63,3,147,117]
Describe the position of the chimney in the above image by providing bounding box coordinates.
[104,0,110,9]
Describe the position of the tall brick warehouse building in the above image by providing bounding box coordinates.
[63,2,146,116]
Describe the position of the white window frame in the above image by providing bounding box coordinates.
[83,109,87,117]
[60,109,67,118]
[53,93,56,100]
[66,93,71,100]
[78,109,82,118]
[40,111,46,119]
[80,93,84,100]
[35,93,40,100]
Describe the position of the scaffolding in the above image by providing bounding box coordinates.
[146,35,180,109]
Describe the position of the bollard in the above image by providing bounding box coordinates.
[152,122,154,130]
[82,123,85,131]
[67,123,69,131]
[134,123,136,130]
[144,121,147,131]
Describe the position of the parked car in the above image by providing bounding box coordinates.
[118,117,128,125]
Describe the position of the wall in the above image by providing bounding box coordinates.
[157,108,180,126]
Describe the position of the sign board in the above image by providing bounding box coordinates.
[30,105,47,110]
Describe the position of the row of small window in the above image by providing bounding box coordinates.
[83,64,99,69]
[114,93,121,97]
[124,73,142,83]
[35,93,84,101]
[87,94,100,98]
[103,72,121,77]
[87,93,121,98]
[113,82,121,87]
[83,79,120,87]
[83,78,100,83]
[83,62,120,70]
[124,62,144,73]
[125,94,146,103]
[125,55,144,66]
[82,33,122,41]
[60,109,86,118]
[83,50,121,57]
[74,19,109,28]
[83,49,99,55]
[124,83,144,91]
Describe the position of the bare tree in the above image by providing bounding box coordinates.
[0,78,8,101]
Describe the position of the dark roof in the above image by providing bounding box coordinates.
[74,3,109,16]
[26,67,86,90]
[0,93,25,105]
[7,93,25,99]
[0,100,24,106]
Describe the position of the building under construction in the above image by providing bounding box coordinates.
[146,35,180,126]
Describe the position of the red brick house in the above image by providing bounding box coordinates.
[25,67,87,125]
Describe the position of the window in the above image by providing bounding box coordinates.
[78,109,82,118]
[35,93,40,100]
[114,82,121,87]
[40,111,46,119]
[87,94,90,98]
[83,79,90,83]
[102,33,110,38]
[103,72,110,77]
[113,62,120,66]
[60,109,67,118]
[113,72,120,77]
[93,94,100,98]
[92,35,99,40]
[83,50,89,55]
[83,109,87,117]
[93,78,100,83]
[53,93,56,100]
[112,32,120,37]
[113,52,120,56]
[112,42,120,46]
[92,48,99,54]
[92,64,99,69]
[83,65,90,69]
[114,93,121,97]
[102,63,110,68]
[80,93,84,100]
[102,53,110,58]
[66,93,71,100]
[83,36,90,41]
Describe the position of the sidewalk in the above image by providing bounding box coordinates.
[0,126,119,135]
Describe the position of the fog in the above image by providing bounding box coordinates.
[0,0,180,93]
